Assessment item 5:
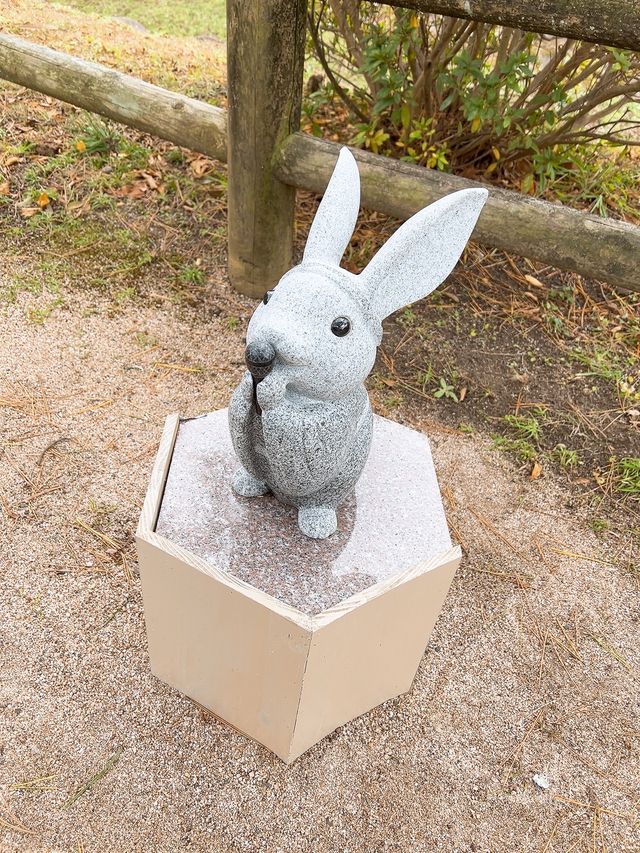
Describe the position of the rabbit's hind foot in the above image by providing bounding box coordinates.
[233,468,269,498]
[298,506,337,540]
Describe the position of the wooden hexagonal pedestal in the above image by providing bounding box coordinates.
[136,409,461,763]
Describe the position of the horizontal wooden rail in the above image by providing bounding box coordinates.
[0,34,638,290]
[381,1,640,52]
[274,134,640,291]
[0,34,227,161]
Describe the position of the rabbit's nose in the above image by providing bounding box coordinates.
[245,341,275,381]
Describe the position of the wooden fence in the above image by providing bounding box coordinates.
[0,0,639,296]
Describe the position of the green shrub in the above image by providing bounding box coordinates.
[307,2,640,214]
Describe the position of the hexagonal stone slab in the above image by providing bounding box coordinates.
[137,409,460,762]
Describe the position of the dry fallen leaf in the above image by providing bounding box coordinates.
[190,158,212,177]
[20,207,40,218]
[530,461,543,480]
[0,181,9,195]
[115,182,147,199]
[140,171,160,190]
[459,386,468,402]
[524,274,544,289]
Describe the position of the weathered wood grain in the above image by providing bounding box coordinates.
[0,34,227,161]
[379,0,640,51]
[1,33,637,290]
[226,0,307,298]
[274,133,640,291]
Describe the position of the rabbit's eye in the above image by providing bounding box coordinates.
[331,317,351,337]
[262,289,274,305]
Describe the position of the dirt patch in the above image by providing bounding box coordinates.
[372,254,640,490]
[1,253,639,852]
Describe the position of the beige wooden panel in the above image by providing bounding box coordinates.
[289,551,460,761]
[137,535,312,761]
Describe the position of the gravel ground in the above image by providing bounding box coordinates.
[1,273,638,852]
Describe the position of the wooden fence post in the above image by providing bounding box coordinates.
[226,0,307,299]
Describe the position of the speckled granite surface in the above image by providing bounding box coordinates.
[155,409,452,615]
[228,148,486,539]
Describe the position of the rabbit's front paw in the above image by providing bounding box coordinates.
[256,372,287,412]
[298,506,337,539]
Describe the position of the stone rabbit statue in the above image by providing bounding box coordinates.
[229,147,487,539]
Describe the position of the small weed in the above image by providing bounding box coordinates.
[458,422,474,434]
[7,141,36,156]
[166,148,186,165]
[590,518,610,534]
[118,140,151,171]
[551,443,581,470]
[613,457,640,496]
[415,366,434,390]
[433,377,458,402]
[225,316,240,331]
[78,118,121,155]
[178,265,206,286]
[17,587,44,621]
[385,394,403,409]
[27,298,64,325]
[134,331,158,348]
[398,307,417,327]
[115,287,136,305]
[30,186,58,206]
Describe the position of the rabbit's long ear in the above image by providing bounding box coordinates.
[359,188,488,321]
[303,147,360,266]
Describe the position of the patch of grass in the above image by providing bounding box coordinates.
[550,150,640,221]
[503,410,546,442]
[613,457,640,496]
[63,0,227,37]
[492,435,537,463]
[23,153,76,188]
[6,215,156,302]
[570,347,639,402]
[166,148,186,165]
[589,518,610,534]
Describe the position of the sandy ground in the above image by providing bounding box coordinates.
[1,269,639,852]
